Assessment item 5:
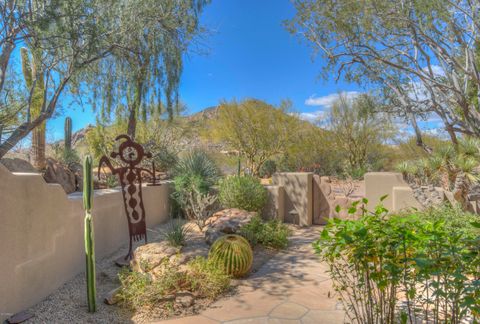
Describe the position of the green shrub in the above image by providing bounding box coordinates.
[259,160,276,178]
[187,256,231,298]
[173,150,220,219]
[315,200,480,323]
[209,234,253,278]
[173,150,220,189]
[164,219,190,247]
[218,175,267,212]
[117,257,230,310]
[239,216,290,249]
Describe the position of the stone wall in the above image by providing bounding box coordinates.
[0,164,171,321]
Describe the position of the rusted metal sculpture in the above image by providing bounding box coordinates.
[98,134,157,266]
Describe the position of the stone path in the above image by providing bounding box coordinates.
[158,227,345,324]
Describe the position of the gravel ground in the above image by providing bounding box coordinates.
[24,221,277,324]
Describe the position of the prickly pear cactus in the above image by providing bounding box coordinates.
[209,234,253,278]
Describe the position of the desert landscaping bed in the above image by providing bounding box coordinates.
[23,220,278,324]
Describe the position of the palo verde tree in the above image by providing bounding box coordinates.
[89,0,209,139]
[327,94,395,175]
[209,99,300,176]
[286,0,480,150]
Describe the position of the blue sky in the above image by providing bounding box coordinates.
[46,0,361,140]
[46,0,444,141]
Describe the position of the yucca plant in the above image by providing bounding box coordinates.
[209,234,253,278]
[83,155,96,312]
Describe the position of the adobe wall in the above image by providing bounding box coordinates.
[0,164,171,321]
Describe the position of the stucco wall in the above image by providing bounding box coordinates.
[0,164,171,320]
[262,185,285,221]
[272,173,313,226]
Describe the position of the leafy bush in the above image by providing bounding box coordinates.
[259,160,276,178]
[315,200,480,323]
[164,219,190,247]
[240,216,290,249]
[218,175,267,212]
[117,257,230,310]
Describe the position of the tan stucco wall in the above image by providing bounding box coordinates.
[272,173,313,226]
[0,164,171,320]
[262,185,285,221]
[392,186,423,211]
[364,172,409,210]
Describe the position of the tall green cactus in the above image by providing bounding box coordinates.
[83,155,96,312]
[21,47,46,170]
[65,117,72,152]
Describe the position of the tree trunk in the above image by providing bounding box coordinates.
[127,108,136,139]
[31,123,46,169]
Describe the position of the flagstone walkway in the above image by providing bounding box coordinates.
[159,227,346,324]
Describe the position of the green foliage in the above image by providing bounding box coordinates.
[118,257,230,310]
[315,203,480,323]
[396,137,480,191]
[52,143,81,166]
[173,150,220,220]
[208,99,301,176]
[218,175,267,212]
[105,174,118,189]
[258,160,276,178]
[82,155,96,313]
[208,234,253,278]
[239,216,290,249]
[164,219,190,247]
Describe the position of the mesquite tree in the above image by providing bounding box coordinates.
[286,0,480,149]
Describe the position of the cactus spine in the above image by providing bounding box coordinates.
[65,117,72,152]
[209,234,253,278]
[83,155,96,312]
[21,47,45,170]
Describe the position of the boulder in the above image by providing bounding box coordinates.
[67,161,83,191]
[43,158,76,194]
[0,158,36,173]
[131,241,182,274]
[204,208,255,245]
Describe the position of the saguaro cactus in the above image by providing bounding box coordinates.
[65,117,72,152]
[21,47,45,170]
[83,155,96,312]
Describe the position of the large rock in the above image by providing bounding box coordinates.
[131,241,182,275]
[204,208,255,245]
[67,161,83,191]
[43,158,76,194]
[0,158,36,173]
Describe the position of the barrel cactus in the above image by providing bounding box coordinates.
[208,234,253,278]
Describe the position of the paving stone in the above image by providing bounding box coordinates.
[269,302,308,320]
[268,318,301,324]
[158,315,219,323]
[225,317,269,324]
[202,293,283,322]
[301,310,346,324]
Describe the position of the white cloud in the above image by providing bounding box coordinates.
[297,111,327,123]
[305,91,361,107]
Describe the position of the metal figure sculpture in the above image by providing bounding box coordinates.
[98,134,157,266]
